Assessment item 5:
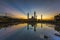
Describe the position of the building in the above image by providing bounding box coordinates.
[54,14,60,22]
[27,11,37,22]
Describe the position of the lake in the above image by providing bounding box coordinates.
[0,23,60,40]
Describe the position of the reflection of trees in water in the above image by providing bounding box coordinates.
[0,22,19,29]
[0,24,8,29]
[54,24,60,32]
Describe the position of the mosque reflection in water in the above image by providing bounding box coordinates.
[0,22,60,33]
[26,23,60,40]
[0,22,60,40]
[27,22,37,32]
[27,22,60,33]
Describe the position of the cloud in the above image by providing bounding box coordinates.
[0,1,27,19]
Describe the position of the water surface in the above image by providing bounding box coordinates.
[0,23,60,40]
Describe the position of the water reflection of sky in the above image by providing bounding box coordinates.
[0,23,60,40]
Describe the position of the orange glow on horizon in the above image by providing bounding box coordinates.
[10,12,54,20]
[37,16,54,20]
[14,15,54,20]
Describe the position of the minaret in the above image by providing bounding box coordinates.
[27,13,29,19]
[34,11,37,19]
[41,14,42,21]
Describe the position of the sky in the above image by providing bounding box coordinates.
[0,0,60,20]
